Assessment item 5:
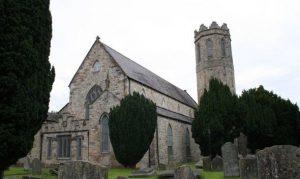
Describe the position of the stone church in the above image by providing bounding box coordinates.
[28,21,235,168]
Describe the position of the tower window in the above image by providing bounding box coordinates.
[101,114,110,153]
[221,38,226,57]
[92,61,101,72]
[206,38,213,58]
[196,43,201,63]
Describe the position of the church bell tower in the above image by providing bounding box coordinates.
[194,21,236,102]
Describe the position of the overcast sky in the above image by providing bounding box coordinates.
[48,0,300,111]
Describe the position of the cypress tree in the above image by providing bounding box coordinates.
[0,0,54,175]
[109,92,157,167]
[192,79,242,157]
[240,86,300,152]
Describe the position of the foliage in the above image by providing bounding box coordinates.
[0,0,54,173]
[192,79,242,157]
[240,86,300,152]
[109,92,157,167]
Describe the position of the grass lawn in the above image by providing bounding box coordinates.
[5,166,241,179]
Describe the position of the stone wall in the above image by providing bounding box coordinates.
[130,80,194,118]
[157,116,200,165]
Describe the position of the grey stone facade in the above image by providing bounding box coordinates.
[28,33,202,168]
[194,22,236,101]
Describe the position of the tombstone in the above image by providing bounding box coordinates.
[129,167,155,178]
[239,155,258,179]
[31,158,42,175]
[167,160,177,170]
[174,166,196,179]
[195,159,202,169]
[158,163,167,170]
[221,142,240,177]
[157,170,174,179]
[256,145,300,179]
[237,132,248,157]
[193,169,201,179]
[211,155,223,171]
[58,161,108,179]
[202,156,211,171]
[23,157,31,170]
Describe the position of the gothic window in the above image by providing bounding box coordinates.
[141,88,146,97]
[221,38,226,57]
[167,124,173,161]
[101,114,110,153]
[77,137,82,160]
[185,128,191,158]
[92,61,101,72]
[57,135,71,158]
[47,138,52,159]
[177,104,180,112]
[85,85,103,120]
[206,38,213,58]
[162,98,165,108]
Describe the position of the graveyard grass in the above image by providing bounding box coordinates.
[4,166,241,179]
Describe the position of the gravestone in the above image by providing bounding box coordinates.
[31,158,42,175]
[129,167,155,178]
[58,161,108,179]
[174,166,195,179]
[211,155,223,171]
[193,169,201,179]
[157,170,174,179]
[221,142,240,177]
[237,132,248,157]
[195,159,202,169]
[256,145,300,179]
[239,155,258,179]
[202,156,211,171]
[23,157,31,170]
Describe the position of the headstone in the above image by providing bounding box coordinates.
[221,142,240,177]
[23,157,31,170]
[237,132,248,157]
[195,159,202,169]
[167,160,177,170]
[174,166,195,179]
[239,155,258,179]
[202,156,211,171]
[31,158,42,175]
[58,161,108,179]
[193,169,201,179]
[129,167,155,178]
[157,170,174,179]
[256,145,300,179]
[158,163,167,170]
[211,155,223,171]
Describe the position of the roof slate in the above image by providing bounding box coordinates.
[156,107,193,124]
[103,44,197,108]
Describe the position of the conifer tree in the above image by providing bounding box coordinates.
[109,92,157,168]
[0,0,54,176]
[192,79,242,157]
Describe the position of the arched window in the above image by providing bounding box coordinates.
[92,61,101,72]
[221,38,226,57]
[101,114,110,153]
[206,38,213,58]
[177,104,180,112]
[195,43,201,63]
[167,124,173,161]
[85,85,103,120]
[185,128,191,159]
[162,98,165,108]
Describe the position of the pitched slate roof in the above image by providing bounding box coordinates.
[156,107,193,124]
[103,44,197,108]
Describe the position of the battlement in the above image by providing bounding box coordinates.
[194,21,230,39]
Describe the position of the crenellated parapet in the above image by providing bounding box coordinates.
[194,21,230,41]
